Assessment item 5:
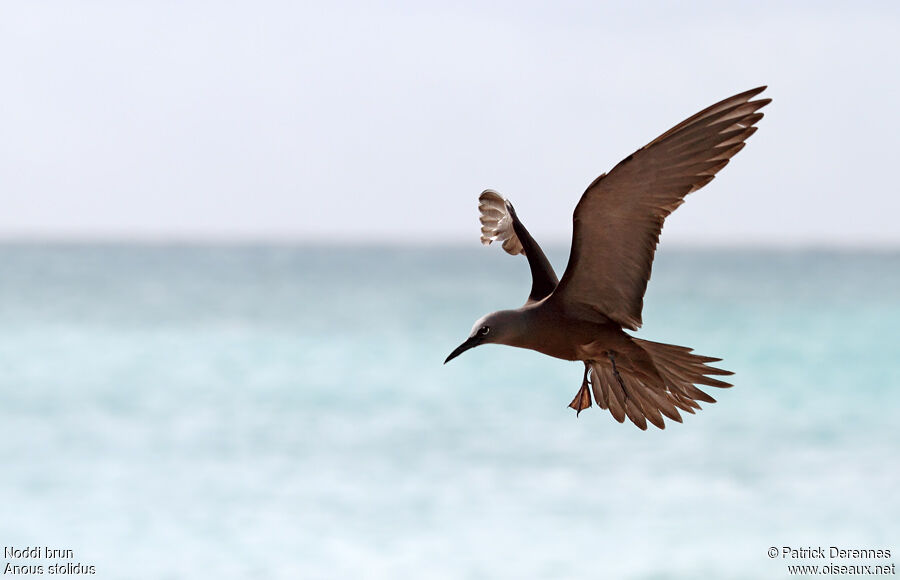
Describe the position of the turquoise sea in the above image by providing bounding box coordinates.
[0,245,898,579]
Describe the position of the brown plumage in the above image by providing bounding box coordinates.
[446,87,770,430]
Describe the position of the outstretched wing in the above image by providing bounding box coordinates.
[551,87,770,329]
[478,190,559,303]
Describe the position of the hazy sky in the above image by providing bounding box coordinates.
[2,1,898,245]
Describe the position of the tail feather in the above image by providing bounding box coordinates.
[638,383,684,424]
[587,338,732,430]
[623,377,668,429]
[590,365,626,423]
[670,391,700,413]
[590,370,610,411]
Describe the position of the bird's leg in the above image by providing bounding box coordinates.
[568,362,593,417]
[608,352,627,391]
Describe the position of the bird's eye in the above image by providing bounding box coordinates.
[477,326,490,336]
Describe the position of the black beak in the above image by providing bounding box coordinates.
[444,336,481,364]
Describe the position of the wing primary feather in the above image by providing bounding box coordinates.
[551,87,770,330]
[476,190,559,303]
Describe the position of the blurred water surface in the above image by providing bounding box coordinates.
[0,244,898,579]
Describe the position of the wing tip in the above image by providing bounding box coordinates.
[743,85,768,100]
[478,189,504,203]
[478,192,526,256]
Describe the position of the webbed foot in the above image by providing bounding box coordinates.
[568,363,593,417]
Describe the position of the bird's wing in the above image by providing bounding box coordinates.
[551,87,770,329]
[479,189,559,303]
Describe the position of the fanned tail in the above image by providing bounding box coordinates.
[587,338,733,430]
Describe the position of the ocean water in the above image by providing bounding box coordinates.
[0,244,897,579]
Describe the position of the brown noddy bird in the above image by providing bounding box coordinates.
[445,87,770,430]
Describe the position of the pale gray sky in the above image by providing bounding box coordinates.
[2,1,898,245]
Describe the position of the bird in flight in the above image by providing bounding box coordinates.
[445,87,770,430]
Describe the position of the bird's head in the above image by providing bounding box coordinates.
[444,309,521,364]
